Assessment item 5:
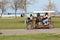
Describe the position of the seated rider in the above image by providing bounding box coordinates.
[44,13,50,19]
[42,17,49,26]
[42,13,51,27]
[26,17,31,24]
[26,14,33,29]
[35,13,43,28]
[30,14,33,21]
[35,13,41,24]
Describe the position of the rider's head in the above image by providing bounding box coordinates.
[45,13,48,16]
[30,14,32,17]
[37,13,40,17]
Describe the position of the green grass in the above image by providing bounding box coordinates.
[52,17,60,28]
[0,17,26,29]
[0,33,60,40]
[0,16,60,29]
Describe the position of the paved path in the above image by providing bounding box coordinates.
[0,28,60,34]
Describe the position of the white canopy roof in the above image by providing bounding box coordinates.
[33,11,55,13]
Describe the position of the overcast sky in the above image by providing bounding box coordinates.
[0,0,60,14]
[27,0,60,13]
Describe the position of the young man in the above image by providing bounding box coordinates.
[44,13,50,19]
[26,14,35,29]
[43,13,51,28]
[35,13,43,28]
[42,17,49,26]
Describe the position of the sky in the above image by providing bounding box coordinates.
[27,0,60,13]
[0,0,60,14]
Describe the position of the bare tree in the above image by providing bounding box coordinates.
[23,0,37,18]
[12,0,36,17]
[11,0,24,17]
[43,2,57,16]
[43,3,57,11]
[0,2,2,14]
[0,0,9,17]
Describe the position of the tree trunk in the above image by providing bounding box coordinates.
[1,2,4,17]
[15,9,16,18]
[1,9,4,17]
[15,4,17,18]
[24,0,26,17]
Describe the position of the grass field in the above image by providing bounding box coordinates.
[0,17,26,29]
[52,16,60,28]
[0,16,60,29]
[0,33,60,40]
